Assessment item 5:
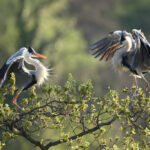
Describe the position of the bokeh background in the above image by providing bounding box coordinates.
[1,0,150,149]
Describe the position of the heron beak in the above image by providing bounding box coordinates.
[109,43,121,54]
[100,43,122,61]
[34,53,47,59]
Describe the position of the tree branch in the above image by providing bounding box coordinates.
[19,128,46,150]
[44,117,116,149]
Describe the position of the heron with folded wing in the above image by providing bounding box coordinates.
[0,47,49,109]
[90,29,150,91]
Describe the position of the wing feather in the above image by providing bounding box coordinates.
[89,31,122,61]
[0,63,9,84]
[0,58,24,87]
[131,29,150,70]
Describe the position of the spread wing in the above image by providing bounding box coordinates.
[131,29,150,69]
[89,31,123,61]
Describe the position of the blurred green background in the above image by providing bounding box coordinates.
[1,0,150,149]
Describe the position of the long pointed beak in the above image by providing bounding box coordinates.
[100,43,122,61]
[109,43,122,54]
[34,53,47,59]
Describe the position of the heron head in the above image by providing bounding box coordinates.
[112,30,126,43]
[110,30,122,39]
[26,46,46,59]
[109,31,132,54]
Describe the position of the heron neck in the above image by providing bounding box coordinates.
[25,57,49,86]
[125,36,132,52]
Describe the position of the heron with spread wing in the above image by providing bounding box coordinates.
[0,47,49,109]
[90,29,150,91]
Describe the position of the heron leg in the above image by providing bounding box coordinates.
[133,75,138,89]
[12,90,22,110]
[131,76,138,100]
[140,74,149,93]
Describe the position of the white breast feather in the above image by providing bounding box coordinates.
[35,62,50,86]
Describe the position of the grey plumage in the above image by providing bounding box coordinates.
[90,29,150,91]
[0,58,30,89]
[0,47,49,109]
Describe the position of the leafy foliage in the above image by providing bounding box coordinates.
[0,1,150,150]
[0,74,149,150]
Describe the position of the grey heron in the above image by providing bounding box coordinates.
[0,47,49,109]
[90,29,150,91]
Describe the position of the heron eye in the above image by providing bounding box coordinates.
[121,35,125,41]
[28,46,34,53]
